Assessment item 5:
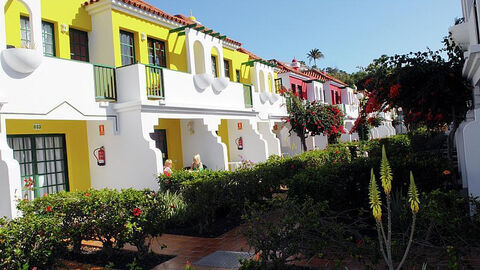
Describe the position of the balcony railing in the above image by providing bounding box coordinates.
[243,84,253,108]
[145,65,164,100]
[94,64,117,102]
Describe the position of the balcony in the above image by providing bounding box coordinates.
[115,64,255,111]
[449,20,470,51]
[0,55,109,118]
[94,64,117,102]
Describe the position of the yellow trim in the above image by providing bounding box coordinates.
[218,119,230,162]
[154,119,183,170]
[6,120,92,191]
[223,47,250,84]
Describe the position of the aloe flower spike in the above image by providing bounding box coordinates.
[369,168,382,222]
[380,145,392,195]
[408,171,420,214]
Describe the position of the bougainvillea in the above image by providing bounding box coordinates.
[282,91,345,150]
[355,37,471,130]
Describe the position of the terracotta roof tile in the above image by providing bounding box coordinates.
[303,69,347,86]
[236,48,261,60]
[83,0,241,46]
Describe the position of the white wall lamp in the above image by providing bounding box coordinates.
[61,23,68,34]
[141,33,147,42]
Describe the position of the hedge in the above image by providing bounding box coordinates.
[158,134,453,228]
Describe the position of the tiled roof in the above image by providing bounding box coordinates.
[236,48,262,60]
[83,0,242,46]
[302,69,347,86]
[272,60,313,80]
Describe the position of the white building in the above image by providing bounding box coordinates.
[450,0,480,198]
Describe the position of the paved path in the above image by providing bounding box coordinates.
[79,225,251,270]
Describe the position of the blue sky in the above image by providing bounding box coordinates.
[155,0,462,73]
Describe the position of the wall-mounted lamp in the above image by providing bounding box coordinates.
[61,23,68,34]
[141,33,146,41]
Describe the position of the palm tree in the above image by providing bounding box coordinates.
[307,48,324,68]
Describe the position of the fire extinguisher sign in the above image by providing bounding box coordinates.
[237,122,243,130]
[99,125,105,136]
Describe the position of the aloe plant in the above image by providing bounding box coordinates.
[368,145,419,270]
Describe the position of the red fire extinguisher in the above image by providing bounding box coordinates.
[94,146,106,166]
[235,137,243,150]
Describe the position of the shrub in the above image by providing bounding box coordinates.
[18,189,185,260]
[0,215,66,269]
[242,198,375,269]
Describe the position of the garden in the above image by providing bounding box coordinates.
[1,130,479,269]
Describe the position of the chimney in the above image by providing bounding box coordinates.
[291,57,300,70]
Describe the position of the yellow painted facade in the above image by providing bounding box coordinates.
[223,47,251,84]
[218,119,230,161]
[5,120,92,191]
[154,119,184,170]
[4,0,92,59]
[3,0,259,82]
[111,10,187,71]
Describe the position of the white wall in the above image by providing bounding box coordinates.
[0,57,109,120]
[257,121,281,157]
[180,119,228,170]
[226,119,268,163]
[87,112,162,190]
[88,8,115,66]
[456,109,480,197]
[0,116,22,218]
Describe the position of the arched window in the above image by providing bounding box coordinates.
[210,46,220,77]
[193,41,205,74]
[259,70,266,92]
[4,0,34,49]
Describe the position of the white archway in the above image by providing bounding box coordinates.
[193,40,205,75]
[2,0,42,52]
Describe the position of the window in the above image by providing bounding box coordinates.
[8,135,69,200]
[20,16,31,47]
[236,69,241,83]
[120,30,135,65]
[211,55,218,77]
[69,28,89,62]
[291,83,296,94]
[297,85,303,98]
[275,78,283,93]
[42,21,56,57]
[224,59,231,79]
[148,38,166,67]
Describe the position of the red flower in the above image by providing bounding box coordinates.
[132,208,142,217]
[169,204,176,209]
[46,206,52,213]
[356,239,363,247]
[85,193,90,197]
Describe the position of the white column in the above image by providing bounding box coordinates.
[28,0,43,54]
[0,116,22,218]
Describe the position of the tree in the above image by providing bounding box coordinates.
[353,37,471,159]
[306,48,324,68]
[282,92,346,151]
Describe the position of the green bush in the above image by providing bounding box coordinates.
[0,215,66,269]
[18,189,185,260]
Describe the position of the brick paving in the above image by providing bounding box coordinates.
[78,225,251,270]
